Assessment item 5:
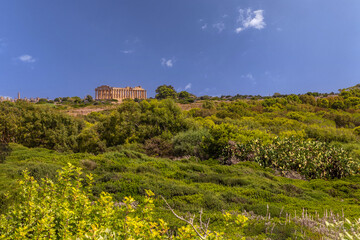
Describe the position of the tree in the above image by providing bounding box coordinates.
[85,95,94,102]
[72,96,82,104]
[178,91,191,99]
[299,94,316,105]
[273,92,281,98]
[155,85,177,99]
[317,98,329,108]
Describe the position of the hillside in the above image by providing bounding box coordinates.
[1,88,360,238]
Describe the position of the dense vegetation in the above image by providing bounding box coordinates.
[1,84,360,239]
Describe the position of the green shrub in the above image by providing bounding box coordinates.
[172,129,210,159]
[306,125,356,143]
[0,163,230,239]
[223,137,359,179]
[143,137,173,157]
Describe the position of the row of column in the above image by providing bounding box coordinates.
[112,89,146,99]
[95,89,112,99]
[95,89,147,100]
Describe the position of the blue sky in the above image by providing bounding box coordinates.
[1,0,360,99]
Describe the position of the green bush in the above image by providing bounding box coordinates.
[172,129,210,159]
[223,137,359,179]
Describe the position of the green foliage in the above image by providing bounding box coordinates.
[76,123,106,154]
[202,100,215,109]
[223,137,359,179]
[317,98,329,108]
[305,125,356,143]
[2,144,360,239]
[172,129,210,159]
[0,163,247,239]
[286,94,301,104]
[144,137,173,157]
[178,91,191,99]
[299,94,316,105]
[0,102,82,151]
[99,99,189,146]
[354,126,360,136]
[0,143,11,163]
[85,94,94,102]
[155,85,177,99]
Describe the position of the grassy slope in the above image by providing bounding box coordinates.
[1,143,360,238]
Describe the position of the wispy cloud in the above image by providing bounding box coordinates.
[121,50,134,54]
[201,24,207,30]
[124,37,140,44]
[235,9,266,33]
[185,83,192,90]
[213,22,225,33]
[161,58,174,68]
[241,73,256,85]
[241,73,254,80]
[18,54,36,63]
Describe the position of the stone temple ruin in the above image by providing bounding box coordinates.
[95,85,147,102]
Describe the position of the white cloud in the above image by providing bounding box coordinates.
[185,83,192,90]
[235,9,266,33]
[161,58,174,67]
[18,54,36,63]
[235,27,243,33]
[201,24,207,30]
[121,50,134,54]
[213,22,225,33]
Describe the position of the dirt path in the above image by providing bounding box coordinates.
[65,106,117,116]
